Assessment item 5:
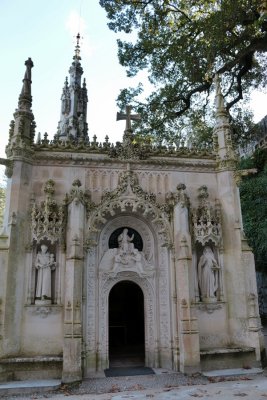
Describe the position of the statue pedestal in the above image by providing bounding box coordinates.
[35,299,52,305]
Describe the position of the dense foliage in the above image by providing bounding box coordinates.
[239,148,267,270]
[100,0,267,145]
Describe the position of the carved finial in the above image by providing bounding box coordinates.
[18,58,34,109]
[44,179,55,196]
[74,33,81,61]
[214,74,226,113]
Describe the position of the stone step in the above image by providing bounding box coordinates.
[0,379,61,396]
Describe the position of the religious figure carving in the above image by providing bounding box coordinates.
[113,229,145,274]
[198,246,220,302]
[35,244,56,304]
[99,228,154,277]
[117,228,134,252]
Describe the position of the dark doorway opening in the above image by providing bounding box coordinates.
[109,281,145,367]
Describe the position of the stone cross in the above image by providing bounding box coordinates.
[116,105,141,131]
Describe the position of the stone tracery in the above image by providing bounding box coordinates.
[31,179,66,244]
[86,169,172,249]
[192,185,222,247]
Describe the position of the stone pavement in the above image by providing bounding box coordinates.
[0,368,266,399]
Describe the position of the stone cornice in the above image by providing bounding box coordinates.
[33,141,215,160]
[31,152,216,171]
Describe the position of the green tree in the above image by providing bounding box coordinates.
[100,0,267,144]
[239,148,267,270]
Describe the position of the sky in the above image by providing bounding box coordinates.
[0,0,266,162]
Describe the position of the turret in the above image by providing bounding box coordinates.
[56,34,88,141]
[6,58,36,157]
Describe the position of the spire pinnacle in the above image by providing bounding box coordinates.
[214,74,226,114]
[74,33,81,61]
[19,58,34,108]
[56,36,88,141]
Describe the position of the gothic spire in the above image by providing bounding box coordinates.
[19,58,34,111]
[213,74,235,162]
[6,58,36,156]
[56,34,88,141]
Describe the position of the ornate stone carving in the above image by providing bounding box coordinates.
[234,168,257,186]
[87,169,172,248]
[27,305,62,318]
[0,158,13,178]
[166,183,190,217]
[109,134,149,160]
[197,303,223,313]
[31,180,66,244]
[192,185,222,246]
[64,179,94,216]
[99,228,154,277]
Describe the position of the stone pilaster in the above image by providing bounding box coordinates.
[173,191,200,373]
[62,198,84,383]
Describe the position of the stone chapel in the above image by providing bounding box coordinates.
[0,37,264,383]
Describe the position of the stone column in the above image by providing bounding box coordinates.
[173,196,200,373]
[62,198,84,383]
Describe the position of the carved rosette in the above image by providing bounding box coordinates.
[31,180,66,244]
[191,185,222,246]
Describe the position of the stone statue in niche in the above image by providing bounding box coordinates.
[35,244,56,304]
[113,229,143,272]
[118,228,134,252]
[99,228,154,277]
[198,246,220,303]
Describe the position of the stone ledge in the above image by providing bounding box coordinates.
[200,347,254,356]
[200,347,259,371]
[0,356,63,364]
[0,356,63,382]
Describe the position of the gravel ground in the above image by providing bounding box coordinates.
[2,370,263,400]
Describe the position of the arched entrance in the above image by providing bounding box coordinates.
[109,280,145,367]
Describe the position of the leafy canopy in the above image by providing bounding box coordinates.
[100,0,267,144]
[239,148,267,269]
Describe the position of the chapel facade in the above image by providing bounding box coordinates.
[0,40,264,382]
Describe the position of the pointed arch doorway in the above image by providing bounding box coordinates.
[109,281,145,367]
